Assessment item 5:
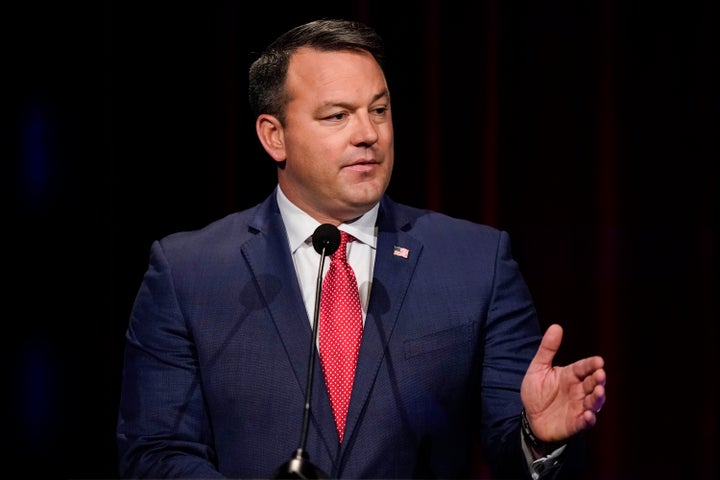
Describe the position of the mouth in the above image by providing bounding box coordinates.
[346,157,378,169]
[345,161,378,173]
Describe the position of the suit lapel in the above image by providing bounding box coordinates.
[342,198,423,450]
[240,194,337,455]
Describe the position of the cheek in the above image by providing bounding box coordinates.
[286,142,335,184]
[297,136,344,169]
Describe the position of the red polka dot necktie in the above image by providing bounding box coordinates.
[319,231,363,443]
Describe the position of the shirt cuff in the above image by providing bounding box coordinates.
[521,430,567,479]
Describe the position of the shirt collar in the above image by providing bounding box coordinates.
[276,186,379,253]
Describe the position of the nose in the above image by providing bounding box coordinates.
[350,111,379,147]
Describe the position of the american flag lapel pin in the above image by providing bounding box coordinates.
[393,245,410,259]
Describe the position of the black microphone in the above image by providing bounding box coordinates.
[273,224,340,479]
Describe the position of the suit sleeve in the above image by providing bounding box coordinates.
[479,230,542,479]
[116,240,224,479]
[479,231,586,480]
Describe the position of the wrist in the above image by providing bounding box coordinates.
[520,408,564,454]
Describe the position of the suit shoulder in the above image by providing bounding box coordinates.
[386,197,503,240]
[158,204,262,254]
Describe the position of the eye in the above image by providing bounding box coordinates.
[324,111,348,122]
[371,105,389,116]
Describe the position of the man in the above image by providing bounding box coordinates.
[117,19,606,479]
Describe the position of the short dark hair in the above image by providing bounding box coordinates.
[248,19,386,124]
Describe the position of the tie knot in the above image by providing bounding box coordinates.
[334,231,354,261]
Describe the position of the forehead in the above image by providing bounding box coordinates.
[286,47,386,93]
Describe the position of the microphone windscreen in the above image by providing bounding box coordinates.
[312,223,341,255]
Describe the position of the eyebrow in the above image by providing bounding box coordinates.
[320,89,390,110]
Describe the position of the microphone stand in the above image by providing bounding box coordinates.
[274,225,339,479]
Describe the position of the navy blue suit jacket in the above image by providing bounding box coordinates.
[117,191,549,479]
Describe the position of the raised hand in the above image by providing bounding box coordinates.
[520,324,606,444]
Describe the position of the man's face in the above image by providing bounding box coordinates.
[272,47,394,225]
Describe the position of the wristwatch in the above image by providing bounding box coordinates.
[520,409,564,452]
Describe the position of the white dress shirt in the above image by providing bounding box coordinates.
[276,186,378,329]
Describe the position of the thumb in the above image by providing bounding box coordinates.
[532,323,563,369]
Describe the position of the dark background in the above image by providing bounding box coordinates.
[8,1,717,478]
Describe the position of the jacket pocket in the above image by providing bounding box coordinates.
[403,322,475,359]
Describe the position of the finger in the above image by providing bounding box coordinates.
[582,408,598,426]
[583,384,606,414]
[592,384,606,412]
[531,323,563,368]
[574,356,605,381]
[581,366,606,394]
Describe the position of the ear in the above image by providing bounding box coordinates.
[256,114,286,163]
